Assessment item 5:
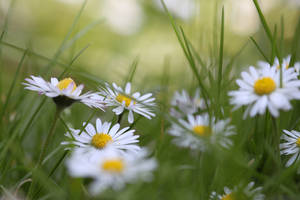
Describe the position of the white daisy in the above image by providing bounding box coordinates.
[210,182,264,200]
[258,55,300,74]
[62,118,140,154]
[228,65,300,118]
[280,129,300,167]
[66,147,157,195]
[168,113,235,151]
[23,76,105,109]
[101,82,155,123]
[170,89,206,118]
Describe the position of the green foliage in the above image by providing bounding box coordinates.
[1,0,300,199]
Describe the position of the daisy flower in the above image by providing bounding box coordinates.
[210,182,264,200]
[280,129,300,167]
[66,147,157,195]
[23,76,105,109]
[101,82,155,123]
[228,65,300,118]
[258,55,300,74]
[168,113,235,151]
[170,89,206,118]
[62,118,140,155]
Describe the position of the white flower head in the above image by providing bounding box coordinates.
[101,82,156,123]
[62,118,140,155]
[23,76,105,110]
[280,129,300,167]
[210,182,264,200]
[170,89,206,118]
[168,113,235,152]
[66,147,157,195]
[228,65,300,118]
[258,55,300,75]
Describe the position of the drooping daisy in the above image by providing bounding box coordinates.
[228,65,300,118]
[23,76,105,109]
[62,118,140,155]
[101,82,155,123]
[210,182,264,200]
[170,89,206,118]
[280,129,300,167]
[168,113,235,151]
[66,147,157,195]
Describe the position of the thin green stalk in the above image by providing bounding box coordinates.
[0,49,28,125]
[290,16,300,67]
[79,110,97,135]
[0,0,16,100]
[179,27,210,113]
[42,0,88,75]
[117,112,125,124]
[32,150,70,199]
[27,107,62,199]
[124,57,139,85]
[250,37,270,63]
[217,7,224,96]
[20,97,47,141]
[271,117,281,166]
[160,0,210,113]
[252,0,282,63]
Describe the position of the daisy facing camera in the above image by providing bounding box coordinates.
[23,76,106,110]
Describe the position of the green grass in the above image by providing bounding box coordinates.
[1,0,300,199]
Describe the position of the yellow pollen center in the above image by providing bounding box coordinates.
[91,133,112,149]
[102,159,124,173]
[277,64,289,70]
[254,77,276,95]
[193,125,211,136]
[222,193,234,200]
[116,94,135,107]
[56,78,77,92]
[296,138,300,147]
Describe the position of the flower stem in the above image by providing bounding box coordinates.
[117,112,125,124]
[26,107,62,200]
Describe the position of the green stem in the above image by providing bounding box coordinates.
[271,117,281,165]
[37,108,61,165]
[26,107,62,199]
[117,112,125,124]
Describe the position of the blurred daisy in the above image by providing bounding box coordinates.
[66,147,157,195]
[228,65,300,118]
[210,182,264,200]
[170,89,206,118]
[100,0,143,35]
[153,0,195,21]
[168,113,235,151]
[62,118,140,154]
[101,82,155,123]
[23,76,105,109]
[280,129,300,167]
[258,55,300,74]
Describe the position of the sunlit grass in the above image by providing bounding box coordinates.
[1,0,300,199]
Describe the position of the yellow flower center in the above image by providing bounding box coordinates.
[193,125,211,136]
[56,78,77,92]
[276,64,289,70]
[222,193,234,200]
[116,94,135,107]
[296,138,300,147]
[254,77,276,95]
[91,133,112,149]
[102,159,124,173]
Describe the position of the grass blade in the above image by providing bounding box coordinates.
[217,7,224,96]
